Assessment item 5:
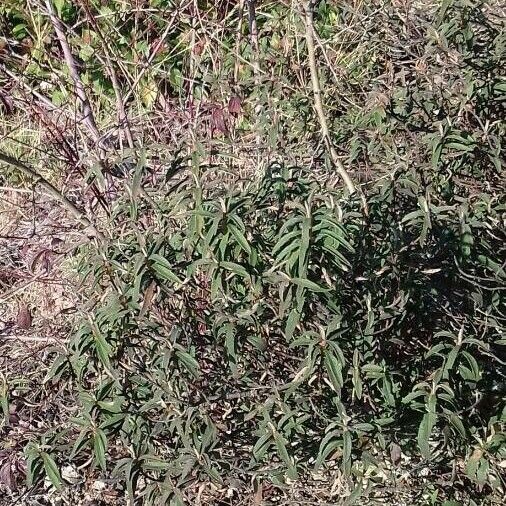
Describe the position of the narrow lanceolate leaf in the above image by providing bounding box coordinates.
[298,217,311,277]
[272,229,301,256]
[41,452,62,490]
[26,455,43,487]
[229,224,252,255]
[285,309,300,340]
[94,330,112,369]
[150,254,182,284]
[291,277,327,292]
[448,414,466,438]
[324,350,343,392]
[252,433,271,461]
[94,429,108,470]
[139,455,171,471]
[342,430,352,465]
[175,350,200,378]
[220,261,249,278]
[272,428,297,479]
[315,430,341,469]
[418,412,437,459]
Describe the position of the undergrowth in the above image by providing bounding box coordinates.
[0,0,505,505]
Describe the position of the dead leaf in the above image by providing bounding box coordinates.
[228,96,242,116]
[0,461,14,490]
[29,248,52,273]
[193,39,205,56]
[390,442,401,466]
[211,107,227,134]
[140,281,157,318]
[16,304,32,330]
[253,480,263,505]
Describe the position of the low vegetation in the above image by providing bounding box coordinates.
[0,1,504,504]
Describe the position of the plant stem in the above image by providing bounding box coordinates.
[304,1,356,195]
[0,151,104,240]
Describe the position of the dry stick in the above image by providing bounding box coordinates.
[43,0,115,204]
[44,0,102,145]
[0,63,58,112]
[248,0,260,76]
[79,0,134,149]
[304,1,356,195]
[122,9,179,106]
[0,151,104,240]
[247,0,262,150]
[233,0,246,84]
[0,334,60,343]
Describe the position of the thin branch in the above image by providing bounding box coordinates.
[247,0,262,149]
[247,0,260,77]
[79,0,134,149]
[0,62,58,112]
[44,0,102,145]
[304,1,356,195]
[122,9,180,105]
[0,334,61,343]
[0,151,104,240]
[233,0,246,84]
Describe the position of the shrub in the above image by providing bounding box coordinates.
[31,157,504,503]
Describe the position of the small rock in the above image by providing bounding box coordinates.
[92,479,107,492]
[61,465,80,484]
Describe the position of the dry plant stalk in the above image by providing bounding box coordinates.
[79,0,134,149]
[0,151,104,239]
[304,1,356,195]
[44,0,102,145]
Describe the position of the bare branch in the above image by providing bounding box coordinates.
[304,1,356,195]
[44,0,102,145]
[79,0,134,149]
[0,151,104,240]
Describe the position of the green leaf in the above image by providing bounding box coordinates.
[272,428,297,479]
[476,458,490,485]
[324,350,343,392]
[342,430,352,465]
[175,349,200,378]
[41,452,62,489]
[477,255,506,279]
[54,0,65,17]
[229,224,251,255]
[402,390,426,404]
[315,429,341,469]
[26,455,44,487]
[70,428,91,459]
[140,455,171,471]
[344,481,364,506]
[150,254,182,284]
[291,277,327,292]
[285,309,300,340]
[418,412,437,459]
[252,433,271,461]
[298,217,311,277]
[448,414,466,438]
[219,261,249,278]
[94,330,112,369]
[272,229,302,256]
[43,355,69,384]
[94,429,108,470]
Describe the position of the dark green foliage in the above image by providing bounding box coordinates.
[36,155,504,502]
[5,0,504,503]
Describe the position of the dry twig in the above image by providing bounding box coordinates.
[44,0,102,145]
[0,151,104,239]
[304,1,356,195]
